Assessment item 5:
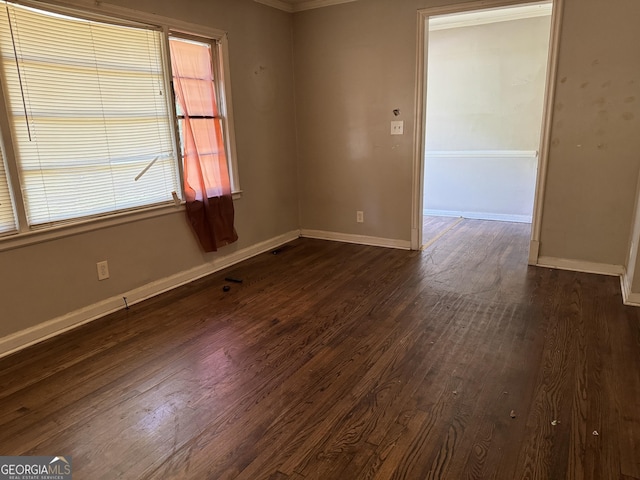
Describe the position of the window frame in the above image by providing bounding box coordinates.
[167,31,240,195]
[0,0,240,249]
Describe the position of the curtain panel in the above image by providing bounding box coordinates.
[169,37,237,252]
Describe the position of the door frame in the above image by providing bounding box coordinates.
[410,0,565,265]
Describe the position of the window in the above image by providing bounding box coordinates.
[0,0,237,240]
[169,36,231,201]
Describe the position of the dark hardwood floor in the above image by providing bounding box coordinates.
[1,219,639,479]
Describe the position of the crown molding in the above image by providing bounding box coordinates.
[429,2,552,31]
[292,0,357,12]
[254,0,294,13]
[254,0,357,13]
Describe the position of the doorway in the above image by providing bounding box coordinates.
[411,0,562,260]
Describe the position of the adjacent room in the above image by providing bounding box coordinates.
[0,0,638,478]
[422,2,552,246]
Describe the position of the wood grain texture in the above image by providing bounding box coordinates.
[422,215,462,248]
[0,219,638,479]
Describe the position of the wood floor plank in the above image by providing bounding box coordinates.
[617,306,640,478]
[0,220,638,479]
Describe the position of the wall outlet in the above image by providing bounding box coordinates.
[356,211,364,223]
[391,120,404,135]
[97,260,110,281]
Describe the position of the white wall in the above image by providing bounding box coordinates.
[423,14,551,222]
[423,151,538,222]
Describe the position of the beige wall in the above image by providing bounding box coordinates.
[294,1,419,240]
[294,0,640,267]
[0,0,299,338]
[539,0,640,265]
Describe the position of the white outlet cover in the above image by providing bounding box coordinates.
[97,261,110,280]
[391,120,404,135]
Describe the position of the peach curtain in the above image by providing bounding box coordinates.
[169,38,237,252]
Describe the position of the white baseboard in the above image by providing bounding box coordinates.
[423,209,532,224]
[300,229,411,250]
[536,256,624,276]
[0,230,301,359]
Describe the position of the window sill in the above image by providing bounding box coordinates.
[0,203,185,253]
[0,191,242,253]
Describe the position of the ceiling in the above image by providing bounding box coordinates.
[429,2,552,31]
[258,0,552,17]
[254,0,357,13]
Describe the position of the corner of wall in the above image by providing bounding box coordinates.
[620,269,640,306]
[528,239,540,265]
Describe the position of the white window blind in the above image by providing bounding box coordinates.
[0,2,180,227]
[0,146,16,233]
